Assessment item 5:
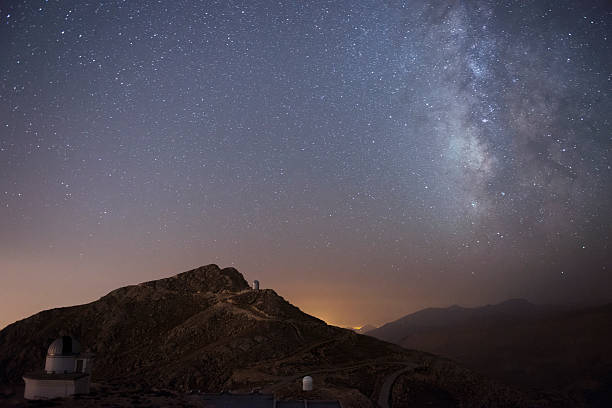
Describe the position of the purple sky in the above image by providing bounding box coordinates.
[1,0,611,329]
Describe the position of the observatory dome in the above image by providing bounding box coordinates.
[302,375,313,391]
[47,336,81,356]
[25,336,94,399]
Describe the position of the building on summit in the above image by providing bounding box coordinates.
[23,335,94,400]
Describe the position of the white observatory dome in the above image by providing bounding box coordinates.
[45,336,81,374]
[47,336,81,356]
[302,375,313,391]
[24,335,94,400]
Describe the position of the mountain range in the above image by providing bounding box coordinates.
[367,299,612,407]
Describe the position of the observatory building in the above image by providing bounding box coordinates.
[201,391,342,407]
[302,375,313,391]
[23,336,94,400]
[201,376,342,407]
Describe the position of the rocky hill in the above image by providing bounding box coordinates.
[368,299,612,407]
[0,265,571,407]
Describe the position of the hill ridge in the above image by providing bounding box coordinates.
[368,298,612,404]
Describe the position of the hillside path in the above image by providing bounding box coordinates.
[377,365,414,408]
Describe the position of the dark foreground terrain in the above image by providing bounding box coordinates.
[0,265,585,407]
[368,299,612,407]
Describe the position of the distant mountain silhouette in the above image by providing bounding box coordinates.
[0,266,560,407]
[368,299,612,407]
[369,299,554,338]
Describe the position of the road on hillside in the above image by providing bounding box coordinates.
[377,366,414,408]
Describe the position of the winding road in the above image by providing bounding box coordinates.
[377,365,414,408]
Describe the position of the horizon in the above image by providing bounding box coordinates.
[1,1,611,333]
[2,262,611,331]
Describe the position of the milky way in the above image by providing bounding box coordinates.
[1,0,611,328]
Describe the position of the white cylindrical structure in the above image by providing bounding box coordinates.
[253,280,260,290]
[302,375,313,391]
[45,355,76,374]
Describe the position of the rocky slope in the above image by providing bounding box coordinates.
[0,265,569,407]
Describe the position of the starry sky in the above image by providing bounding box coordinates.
[1,0,611,329]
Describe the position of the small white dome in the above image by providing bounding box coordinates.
[47,336,81,356]
[302,375,313,391]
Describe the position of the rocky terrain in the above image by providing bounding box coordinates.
[368,299,612,407]
[0,265,577,407]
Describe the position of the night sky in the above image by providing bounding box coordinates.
[1,0,611,329]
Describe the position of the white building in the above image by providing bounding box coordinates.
[302,375,313,391]
[23,336,94,400]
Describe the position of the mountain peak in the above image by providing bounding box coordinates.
[138,264,250,294]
